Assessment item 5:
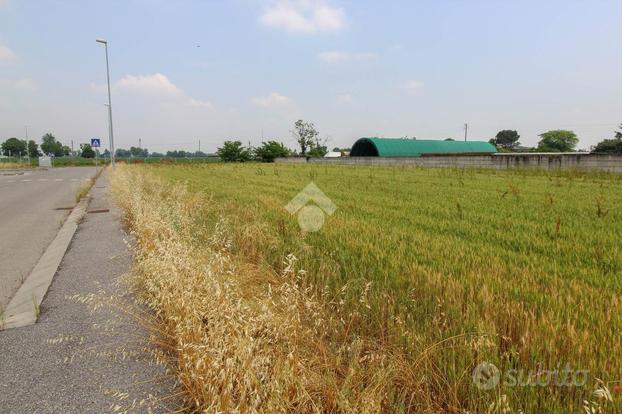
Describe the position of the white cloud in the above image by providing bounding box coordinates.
[335,94,353,104]
[13,78,37,92]
[259,0,345,33]
[251,92,293,107]
[0,78,37,93]
[92,73,213,109]
[116,73,182,96]
[0,44,16,62]
[404,80,425,91]
[318,51,377,62]
[187,98,212,108]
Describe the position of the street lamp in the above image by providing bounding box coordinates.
[96,38,115,169]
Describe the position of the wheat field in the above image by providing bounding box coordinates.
[111,163,622,413]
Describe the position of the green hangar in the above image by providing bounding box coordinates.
[350,138,497,157]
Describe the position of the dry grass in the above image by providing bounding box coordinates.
[110,166,437,413]
[111,164,622,413]
[0,162,30,170]
[75,178,94,203]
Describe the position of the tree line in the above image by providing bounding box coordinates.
[217,119,328,162]
[488,125,622,154]
[0,133,72,158]
[0,133,214,160]
[5,123,621,162]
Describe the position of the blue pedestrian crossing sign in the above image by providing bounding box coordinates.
[91,138,101,148]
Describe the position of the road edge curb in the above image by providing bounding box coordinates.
[1,196,90,330]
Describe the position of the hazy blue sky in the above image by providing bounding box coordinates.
[1,0,621,153]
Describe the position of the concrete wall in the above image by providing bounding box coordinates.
[275,153,622,173]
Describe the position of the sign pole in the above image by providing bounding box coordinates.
[90,137,101,173]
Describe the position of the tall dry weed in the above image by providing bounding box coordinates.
[110,166,431,413]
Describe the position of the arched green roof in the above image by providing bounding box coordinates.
[350,138,497,157]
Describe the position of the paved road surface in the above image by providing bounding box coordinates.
[0,171,178,413]
[0,167,97,310]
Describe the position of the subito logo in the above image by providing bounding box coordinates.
[472,362,501,390]
[285,182,336,232]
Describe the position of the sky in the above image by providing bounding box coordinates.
[1,0,621,153]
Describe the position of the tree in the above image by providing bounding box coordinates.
[80,144,95,158]
[490,130,520,149]
[255,141,290,162]
[27,140,41,157]
[130,146,148,157]
[593,124,622,154]
[1,138,27,156]
[102,149,111,158]
[40,133,64,156]
[307,144,328,158]
[166,150,189,158]
[115,148,131,157]
[216,140,252,162]
[536,130,578,152]
[292,120,318,156]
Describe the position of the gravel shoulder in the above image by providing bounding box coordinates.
[0,170,178,413]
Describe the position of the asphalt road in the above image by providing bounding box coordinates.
[0,167,97,310]
[0,172,178,413]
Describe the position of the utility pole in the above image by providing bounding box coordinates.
[464,123,468,141]
[71,139,74,155]
[96,38,115,169]
[139,138,142,149]
[198,139,201,153]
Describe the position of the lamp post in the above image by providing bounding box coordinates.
[96,38,115,169]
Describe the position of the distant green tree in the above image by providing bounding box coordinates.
[307,144,328,158]
[490,130,520,149]
[292,120,318,156]
[593,124,622,154]
[593,139,622,154]
[115,148,131,157]
[445,138,455,141]
[216,140,252,162]
[1,138,27,156]
[27,140,41,157]
[40,133,64,156]
[102,149,111,158]
[130,146,149,157]
[80,144,95,158]
[537,130,579,152]
[255,141,290,162]
[166,150,189,157]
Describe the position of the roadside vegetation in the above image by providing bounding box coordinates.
[112,163,622,413]
[0,161,33,170]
